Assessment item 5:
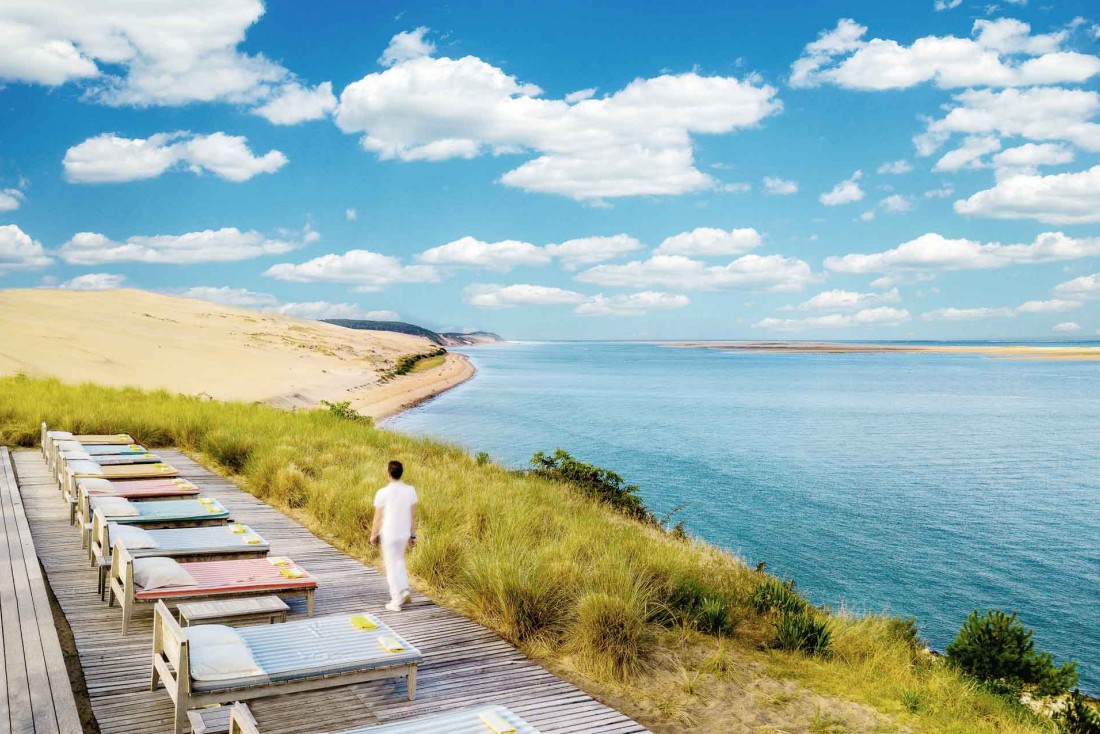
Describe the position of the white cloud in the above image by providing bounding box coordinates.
[54,272,125,290]
[925,185,955,198]
[417,236,550,270]
[277,302,399,320]
[934,135,1001,172]
[264,249,439,292]
[877,159,913,174]
[825,231,1100,273]
[334,30,781,200]
[252,82,337,125]
[544,235,643,269]
[922,306,1015,320]
[60,224,315,265]
[1053,321,1081,332]
[763,176,798,195]
[573,291,690,317]
[859,210,876,222]
[820,170,865,205]
[954,164,1100,224]
[1016,298,1081,313]
[753,307,911,331]
[0,188,25,211]
[915,87,1100,158]
[0,224,52,273]
[791,18,1100,90]
[345,208,357,221]
[0,0,331,116]
[720,182,752,193]
[798,287,900,310]
[1054,273,1100,299]
[173,286,281,308]
[379,27,435,67]
[576,253,816,292]
[880,194,914,212]
[991,142,1074,177]
[464,283,587,308]
[653,227,762,257]
[64,132,287,183]
[564,88,597,104]
[934,0,963,11]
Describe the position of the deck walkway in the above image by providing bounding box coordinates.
[0,448,82,734]
[12,448,649,734]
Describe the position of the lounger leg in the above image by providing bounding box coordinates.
[150,662,161,692]
[306,589,314,617]
[98,567,107,600]
[174,700,188,734]
[407,667,417,700]
[121,596,132,635]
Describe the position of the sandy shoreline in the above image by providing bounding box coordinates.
[664,341,1100,361]
[355,351,476,421]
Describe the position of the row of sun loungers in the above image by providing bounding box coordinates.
[41,424,539,734]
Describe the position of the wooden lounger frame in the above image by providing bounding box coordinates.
[228,702,260,734]
[111,544,315,634]
[152,602,416,734]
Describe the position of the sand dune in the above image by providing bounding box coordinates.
[0,289,473,419]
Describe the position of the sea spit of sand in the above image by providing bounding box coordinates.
[0,289,475,420]
[666,341,1100,360]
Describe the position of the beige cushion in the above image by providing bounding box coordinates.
[132,557,196,590]
[184,626,264,681]
[92,496,139,517]
[108,523,157,550]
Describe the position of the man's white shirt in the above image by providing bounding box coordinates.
[374,480,418,539]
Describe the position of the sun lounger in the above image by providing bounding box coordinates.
[66,443,150,456]
[228,702,538,734]
[112,547,318,633]
[72,476,199,526]
[82,497,230,552]
[62,458,180,499]
[41,422,135,471]
[153,603,419,734]
[89,515,270,596]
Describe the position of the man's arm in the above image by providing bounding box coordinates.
[370,506,383,545]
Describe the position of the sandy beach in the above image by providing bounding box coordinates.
[666,341,1100,361]
[0,289,475,419]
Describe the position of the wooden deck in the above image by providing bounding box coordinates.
[0,448,82,734]
[11,449,649,734]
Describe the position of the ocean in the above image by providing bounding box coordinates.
[388,341,1100,691]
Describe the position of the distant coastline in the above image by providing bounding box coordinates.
[664,341,1100,361]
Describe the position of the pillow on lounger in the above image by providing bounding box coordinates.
[79,478,114,493]
[67,460,103,475]
[108,523,157,550]
[132,558,196,590]
[184,626,264,681]
[62,450,94,461]
[91,496,139,517]
[57,440,84,451]
[47,431,73,439]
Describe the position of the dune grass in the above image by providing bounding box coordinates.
[0,375,1057,733]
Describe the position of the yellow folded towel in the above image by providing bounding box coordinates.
[142,453,155,458]
[267,557,290,566]
[377,636,404,653]
[479,711,517,734]
[280,567,305,579]
[229,524,247,534]
[128,445,141,450]
[242,535,262,545]
[206,504,223,514]
[198,497,214,505]
[172,478,189,485]
[350,614,378,631]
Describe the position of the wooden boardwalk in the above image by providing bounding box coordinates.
[0,448,82,734]
[12,449,649,734]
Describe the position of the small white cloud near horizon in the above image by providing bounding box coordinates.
[464,283,689,316]
[54,272,126,290]
[169,286,400,321]
[577,252,817,292]
[820,170,865,206]
[763,177,798,195]
[172,286,281,308]
[417,237,551,271]
[1053,321,1082,332]
[60,224,317,265]
[797,287,900,310]
[753,306,911,331]
[921,298,1081,320]
[574,291,690,317]
[1055,272,1100,299]
[277,302,400,321]
[0,224,53,273]
[64,132,287,183]
[654,227,762,257]
[265,248,439,292]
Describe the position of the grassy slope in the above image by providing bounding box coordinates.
[0,376,1053,734]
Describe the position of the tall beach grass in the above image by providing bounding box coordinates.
[0,375,1058,733]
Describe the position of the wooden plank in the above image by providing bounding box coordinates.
[12,448,650,734]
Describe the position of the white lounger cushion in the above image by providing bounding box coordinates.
[184,625,264,681]
[57,440,85,451]
[67,460,103,474]
[92,496,139,517]
[133,557,197,591]
[47,431,74,439]
[61,450,94,461]
[108,523,158,550]
[80,478,115,492]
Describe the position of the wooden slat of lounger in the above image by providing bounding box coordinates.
[12,448,650,734]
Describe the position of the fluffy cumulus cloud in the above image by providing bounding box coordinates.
[954,165,1100,224]
[264,249,439,292]
[169,286,399,321]
[825,231,1100,273]
[56,272,126,290]
[1055,273,1100,299]
[59,224,316,265]
[791,18,1100,90]
[933,135,1002,172]
[0,224,52,273]
[0,0,333,120]
[576,253,816,292]
[763,176,798,195]
[0,188,25,211]
[797,287,900,310]
[877,159,913,175]
[64,132,287,183]
[464,283,688,316]
[653,227,762,257]
[252,82,337,125]
[544,235,643,269]
[417,236,551,270]
[920,298,1082,321]
[334,29,781,200]
[173,286,281,308]
[1053,321,1082,333]
[276,302,399,320]
[820,170,864,205]
[753,306,911,331]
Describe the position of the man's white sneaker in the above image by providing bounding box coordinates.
[400,589,412,606]
[385,601,402,612]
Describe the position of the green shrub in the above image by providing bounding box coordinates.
[320,400,371,424]
[751,576,809,615]
[569,590,654,680]
[475,451,490,466]
[946,610,1078,696]
[695,596,737,637]
[1059,690,1100,734]
[900,688,925,713]
[383,348,448,379]
[529,448,651,522]
[771,610,833,656]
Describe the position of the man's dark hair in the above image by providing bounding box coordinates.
[387,460,404,480]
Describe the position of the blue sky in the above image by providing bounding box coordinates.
[2,0,1100,340]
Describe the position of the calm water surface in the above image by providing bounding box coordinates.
[389,342,1100,691]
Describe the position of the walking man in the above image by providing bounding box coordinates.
[370,460,418,612]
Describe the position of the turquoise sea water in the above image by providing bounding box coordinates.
[389,342,1100,691]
